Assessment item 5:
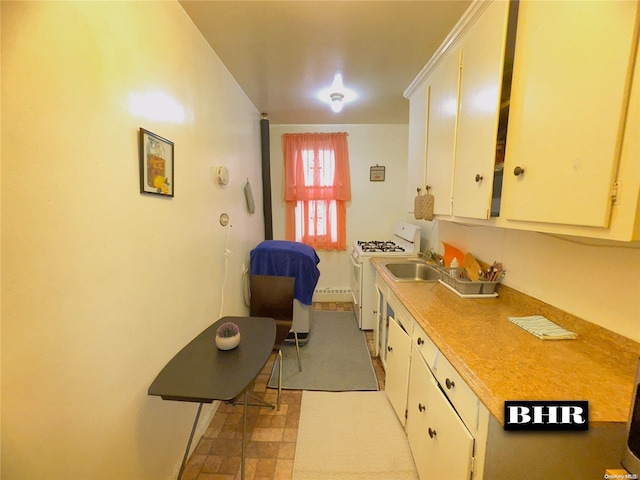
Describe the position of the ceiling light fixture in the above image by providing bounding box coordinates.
[319,73,357,113]
[330,92,345,113]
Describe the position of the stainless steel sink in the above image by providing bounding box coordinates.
[382,261,442,282]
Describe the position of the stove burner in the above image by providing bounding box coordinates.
[357,240,405,253]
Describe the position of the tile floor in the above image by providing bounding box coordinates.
[181,302,385,480]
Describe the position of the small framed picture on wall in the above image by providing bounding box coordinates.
[139,128,174,197]
[370,165,385,182]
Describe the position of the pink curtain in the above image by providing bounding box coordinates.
[283,132,351,250]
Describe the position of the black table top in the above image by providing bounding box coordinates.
[148,316,276,403]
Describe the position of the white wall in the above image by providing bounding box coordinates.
[1,2,263,478]
[412,216,640,342]
[269,124,409,289]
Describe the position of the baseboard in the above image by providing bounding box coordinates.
[312,288,352,302]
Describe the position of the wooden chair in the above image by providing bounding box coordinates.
[249,274,302,410]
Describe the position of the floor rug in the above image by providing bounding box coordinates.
[267,310,378,391]
[292,391,418,480]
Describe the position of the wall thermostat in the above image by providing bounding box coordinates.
[215,166,229,185]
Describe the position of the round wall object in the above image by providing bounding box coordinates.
[215,166,229,185]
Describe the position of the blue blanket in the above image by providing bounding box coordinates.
[249,241,320,305]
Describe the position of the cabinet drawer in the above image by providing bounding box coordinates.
[413,323,439,371]
[435,354,479,431]
[387,291,414,336]
[375,278,389,299]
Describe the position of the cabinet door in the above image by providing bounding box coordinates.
[424,373,475,479]
[374,285,384,358]
[453,0,511,219]
[425,48,462,216]
[502,1,639,227]
[406,347,435,480]
[385,315,412,426]
[406,83,430,213]
[407,349,474,480]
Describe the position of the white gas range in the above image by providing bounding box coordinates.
[350,222,421,330]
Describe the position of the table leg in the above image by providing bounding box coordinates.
[242,390,248,480]
[177,402,203,480]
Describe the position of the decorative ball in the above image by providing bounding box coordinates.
[215,322,240,350]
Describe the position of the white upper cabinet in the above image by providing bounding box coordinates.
[452,0,511,219]
[405,82,429,214]
[405,0,640,240]
[501,0,639,228]
[425,48,461,216]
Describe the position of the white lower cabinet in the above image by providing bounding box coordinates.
[407,345,475,480]
[378,273,628,479]
[385,315,412,426]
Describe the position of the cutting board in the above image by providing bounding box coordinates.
[463,252,481,281]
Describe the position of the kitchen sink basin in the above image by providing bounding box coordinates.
[383,261,442,282]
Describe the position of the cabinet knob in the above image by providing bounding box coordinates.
[387,346,393,352]
[417,337,424,346]
[445,378,455,390]
[475,174,483,183]
[418,403,426,412]
[513,166,525,177]
[428,428,437,438]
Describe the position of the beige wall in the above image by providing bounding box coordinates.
[269,124,409,289]
[1,2,263,478]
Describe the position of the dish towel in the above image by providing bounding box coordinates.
[508,315,578,340]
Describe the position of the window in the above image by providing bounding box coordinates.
[283,132,351,250]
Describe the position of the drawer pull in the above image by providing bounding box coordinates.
[387,346,393,352]
[513,166,525,176]
[445,378,455,390]
[428,427,437,438]
[475,174,483,183]
[418,403,426,412]
[417,337,424,346]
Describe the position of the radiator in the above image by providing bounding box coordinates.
[312,287,353,302]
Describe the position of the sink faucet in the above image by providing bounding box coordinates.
[419,247,443,265]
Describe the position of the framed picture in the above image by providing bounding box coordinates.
[139,128,174,197]
[370,165,385,182]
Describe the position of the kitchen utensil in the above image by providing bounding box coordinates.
[463,252,481,281]
[442,242,465,268]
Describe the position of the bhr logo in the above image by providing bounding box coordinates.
[504,401,589,431]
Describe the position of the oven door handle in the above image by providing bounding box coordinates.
[349,254,361,307]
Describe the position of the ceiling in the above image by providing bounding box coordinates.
[179,1,472,125]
